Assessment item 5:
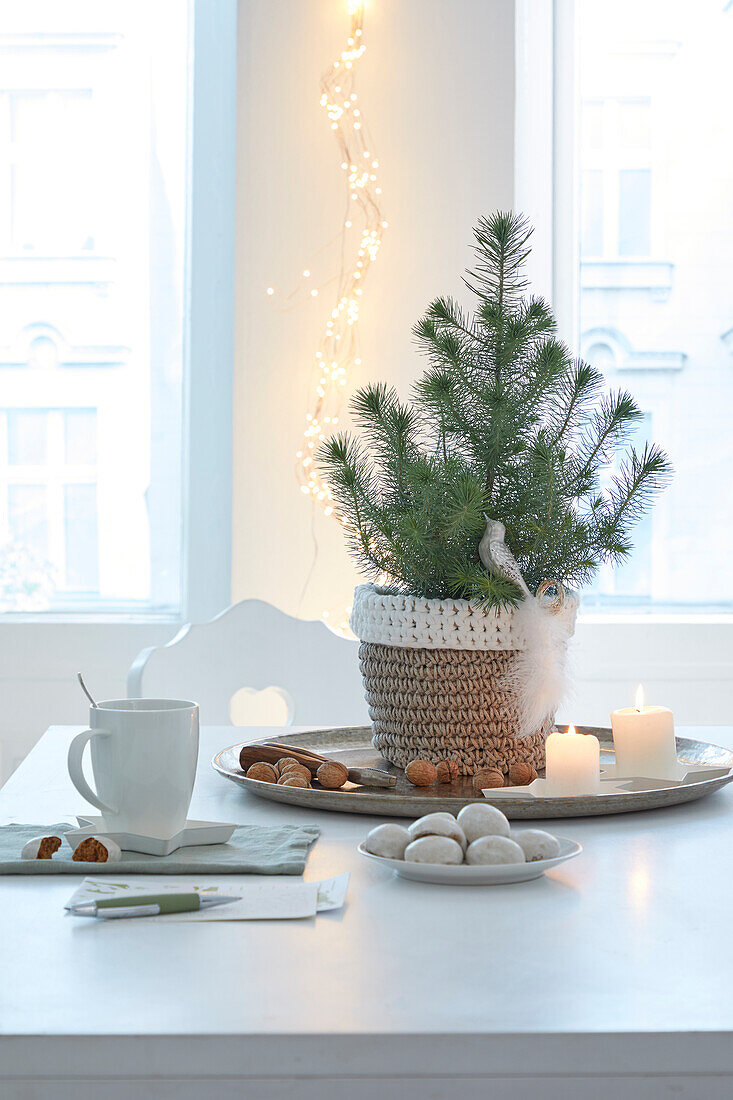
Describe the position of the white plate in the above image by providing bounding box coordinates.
[357,836,582,885]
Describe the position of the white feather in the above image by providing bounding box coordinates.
[503,595,572,737]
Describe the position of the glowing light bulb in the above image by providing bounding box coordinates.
[310,289,319,297]
[266,287,274,296]
[303,269,311,277]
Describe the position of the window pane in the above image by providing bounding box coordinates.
[64,410,97,466]
[65,484,99,591]
[618,169,650,256]
[11,91,96,254]
[585,415,653,605]
[0,2,189,613]
[8,485,48,560]
[581,100,604,150]
[618,99,651,150]
[581,170,604,257]
[576,0,733,609]
[7,411,48,465]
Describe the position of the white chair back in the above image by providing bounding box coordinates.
[127,600,368,727]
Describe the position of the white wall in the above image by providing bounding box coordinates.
[233,0,516,622]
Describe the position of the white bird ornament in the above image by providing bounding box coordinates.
[478,516,572,739]
[478,517,531,596]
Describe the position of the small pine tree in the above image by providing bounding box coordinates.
[317,212,671,608]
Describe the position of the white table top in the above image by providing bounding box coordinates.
[2,724,733,1086]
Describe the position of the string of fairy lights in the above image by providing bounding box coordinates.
[266,0,387,522]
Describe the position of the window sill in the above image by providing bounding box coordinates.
[0,613,184,626]
[578,611,733,626]
[0,255,116,288]
[580,259,674,299]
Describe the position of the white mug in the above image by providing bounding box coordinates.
[67,699,200,838]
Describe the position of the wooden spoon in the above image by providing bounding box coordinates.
[239,741,397,788]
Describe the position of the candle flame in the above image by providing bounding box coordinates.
[635,684,645,712]
[566,724,577,736]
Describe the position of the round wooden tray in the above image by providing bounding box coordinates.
[212,725,733,819]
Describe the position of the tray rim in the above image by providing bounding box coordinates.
[211,725,733,819]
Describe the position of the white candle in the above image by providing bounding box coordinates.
[611,684,678,779]
[545,725,600,795]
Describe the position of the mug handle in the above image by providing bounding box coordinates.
[67,728,116,815]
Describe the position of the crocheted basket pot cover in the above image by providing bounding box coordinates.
[350,583,578,776]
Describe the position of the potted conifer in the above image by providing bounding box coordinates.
[318,213,670,776]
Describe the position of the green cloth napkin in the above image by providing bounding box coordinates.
[0,823,320,875]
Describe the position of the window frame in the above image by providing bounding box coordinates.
[181,0,236,623]
[0,0,237,625]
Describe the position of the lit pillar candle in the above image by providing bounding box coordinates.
[544,725,600,795]
[611,684,678,779]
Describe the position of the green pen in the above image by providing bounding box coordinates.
[68,893,240,919]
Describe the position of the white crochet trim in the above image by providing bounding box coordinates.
[350,582,578,652]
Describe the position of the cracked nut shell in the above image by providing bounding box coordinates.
[435,759,460,783]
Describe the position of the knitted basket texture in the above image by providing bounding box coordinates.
[350,584,578,776]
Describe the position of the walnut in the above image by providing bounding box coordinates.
[472,768,504,791]
[435,759,460,784]
[246,761,278,783]
[316,760,349,789]
[275,757,300,776]
[279,763,313,782]
[405,759,438,786]
[279,774,310,788]
[508,762,538,786]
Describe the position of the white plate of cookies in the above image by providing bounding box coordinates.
[358,804,581,885]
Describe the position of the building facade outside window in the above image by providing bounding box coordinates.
[0,2,189,613]
[576,0,733,611]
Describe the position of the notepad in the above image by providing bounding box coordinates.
[65,872,349,921]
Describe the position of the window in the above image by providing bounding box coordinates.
[0,2,194,614]
[518,0,733,613]
[581,170,603,258]
[618,169,651,257]
[572,0,733,610]
[0,89,97,254]
[579,98,652,259]
[0,408,99,597]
